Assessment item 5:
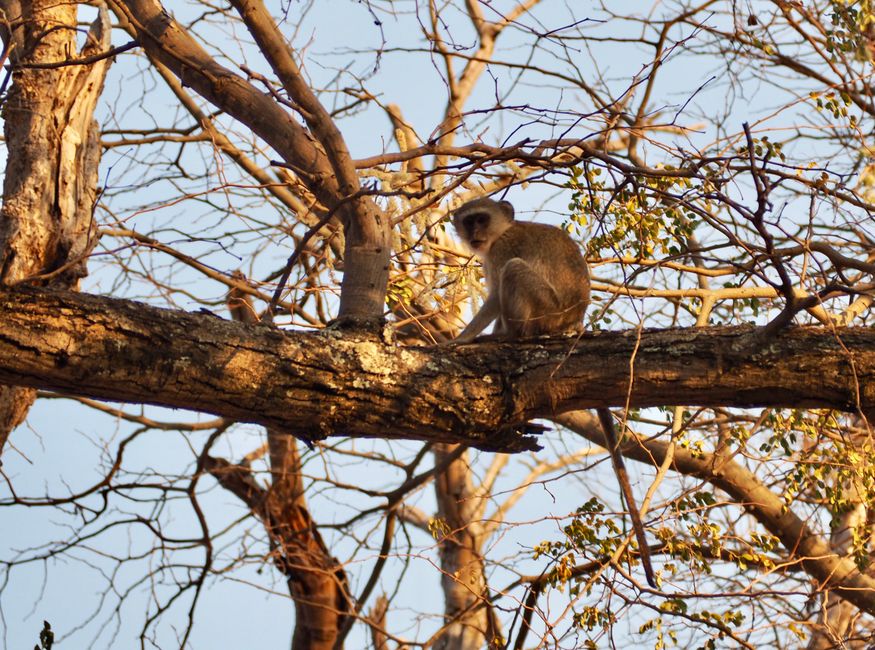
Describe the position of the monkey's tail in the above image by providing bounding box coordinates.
[596,408,658,589]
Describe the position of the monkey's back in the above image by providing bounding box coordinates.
[490,221,591,329]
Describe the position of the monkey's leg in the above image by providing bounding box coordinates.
[597,408,657,588]
[499,258,562,338]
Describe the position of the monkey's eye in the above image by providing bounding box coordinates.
[463,213,487,228]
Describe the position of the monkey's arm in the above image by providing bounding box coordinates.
[454,295,500,343]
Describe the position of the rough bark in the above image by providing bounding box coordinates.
[268,433,352,650]
[12,284,875,622]
[1,286,874,449]
[0,3,111,456]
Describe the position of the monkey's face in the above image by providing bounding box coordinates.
[455,211,494,252]
[452,201,514,256]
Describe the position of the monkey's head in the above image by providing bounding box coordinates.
[452,198,515,256]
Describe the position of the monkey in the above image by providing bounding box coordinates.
[452,197,590,343]
[451,196,657,589]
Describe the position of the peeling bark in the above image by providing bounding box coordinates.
[0,3,111,456]
[204,441,351,650]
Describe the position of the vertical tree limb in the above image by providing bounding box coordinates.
[0,2,111,456]
[113,0,391,322]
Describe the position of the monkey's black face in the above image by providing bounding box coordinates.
[456,212,492,250]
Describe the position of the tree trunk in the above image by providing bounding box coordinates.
[204,436,352,650]
[806,421,875,649]
[434,445,497,649]
[0,1,110,455]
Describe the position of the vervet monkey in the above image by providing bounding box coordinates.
[451,197,589,343]
[452,197,656,588]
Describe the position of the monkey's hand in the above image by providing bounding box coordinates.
[453,295,500,343]
[444,332,506,346]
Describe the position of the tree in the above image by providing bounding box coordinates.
[2,1,875,648]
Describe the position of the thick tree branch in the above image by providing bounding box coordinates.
[225,0,390,321]
[0,287,873,451]
[110,0,333,194]
[0,3,111,454]
[110,0,391,322]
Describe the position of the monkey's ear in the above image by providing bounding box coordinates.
[498,201,515,220]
